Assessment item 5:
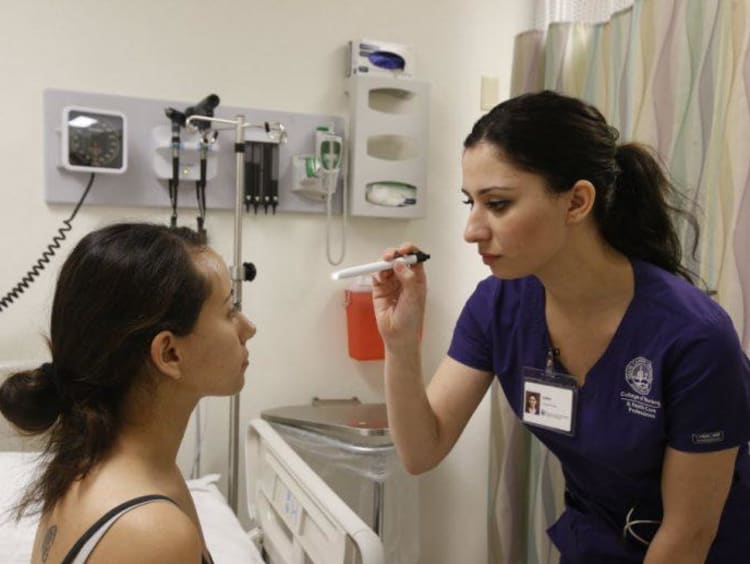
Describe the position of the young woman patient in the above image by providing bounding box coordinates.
[0,223,256,563]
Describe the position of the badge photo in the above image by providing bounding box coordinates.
[522,367,578,436]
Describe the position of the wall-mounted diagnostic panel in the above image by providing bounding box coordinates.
[45,89,344,215]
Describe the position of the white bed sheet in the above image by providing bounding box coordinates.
[190,473,265,564]
[0,452,263,564]
[0,451,38,564]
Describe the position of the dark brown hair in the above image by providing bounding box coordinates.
[464,90,699,283]
[0,223,209,518]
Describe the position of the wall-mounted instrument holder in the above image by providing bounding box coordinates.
[43,89,344,215]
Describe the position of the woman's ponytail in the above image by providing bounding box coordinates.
[601,143,699,284]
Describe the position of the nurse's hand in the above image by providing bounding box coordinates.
[371,243,427,350]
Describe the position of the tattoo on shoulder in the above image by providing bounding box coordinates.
[42,525,57,562]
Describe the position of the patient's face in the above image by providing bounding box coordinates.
[178,250,256,396]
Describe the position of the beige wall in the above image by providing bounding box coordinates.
[0,1,532,562]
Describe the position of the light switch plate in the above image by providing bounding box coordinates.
[480,75,499,111]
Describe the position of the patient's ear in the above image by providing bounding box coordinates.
[149,331,182,381]
[565,180,596,224]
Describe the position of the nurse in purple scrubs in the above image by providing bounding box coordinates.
[372,90,750,563]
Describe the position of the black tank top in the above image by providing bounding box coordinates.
[60,494,214,564]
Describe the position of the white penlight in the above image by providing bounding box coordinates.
[330,252,430,280]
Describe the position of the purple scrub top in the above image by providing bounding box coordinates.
[448,259,750,563]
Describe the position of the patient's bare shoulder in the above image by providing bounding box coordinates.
[88,499,203,564]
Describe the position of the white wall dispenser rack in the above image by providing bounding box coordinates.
[346,41,429,219]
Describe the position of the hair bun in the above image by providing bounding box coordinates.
[0,366,62,433]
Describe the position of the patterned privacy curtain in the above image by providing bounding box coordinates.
[489,1,750,563]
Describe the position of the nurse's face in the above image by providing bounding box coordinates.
[178,249,256,396]
[462,143,570,279]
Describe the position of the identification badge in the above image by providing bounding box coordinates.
[522,366,578,436]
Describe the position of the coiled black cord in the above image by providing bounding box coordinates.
[0,173,96,312]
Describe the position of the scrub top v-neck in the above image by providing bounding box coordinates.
[448,258,750,563]
[539,270,637,392]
